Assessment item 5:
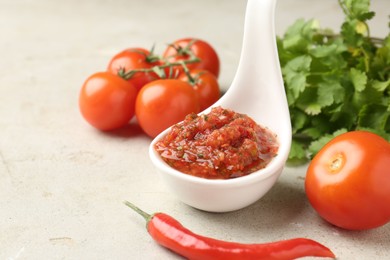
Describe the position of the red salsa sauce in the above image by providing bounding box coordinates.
[154,107,279,179]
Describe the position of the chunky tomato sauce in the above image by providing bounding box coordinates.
[155,107,279,179]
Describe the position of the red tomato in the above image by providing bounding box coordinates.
[305,131,390,230]
[79,72,137,131]
[135,79,199,138]
[107,48,160,92]
[178,69,221,111]
[163,38,220,78]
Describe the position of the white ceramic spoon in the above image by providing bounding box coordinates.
[149,0,291,212]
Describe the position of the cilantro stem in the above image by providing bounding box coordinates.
[338,0,349,16]
[361,47,370,73]
[370,37,385,46]
[314,31,384,47]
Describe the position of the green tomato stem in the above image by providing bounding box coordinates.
[120,56,200,80]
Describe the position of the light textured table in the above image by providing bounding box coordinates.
[1,0,389,259]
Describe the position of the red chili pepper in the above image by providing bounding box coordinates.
[124,201,336,260]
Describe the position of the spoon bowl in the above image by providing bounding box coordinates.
[149,0,291,212]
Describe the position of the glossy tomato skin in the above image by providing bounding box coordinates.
[163,38,220,78]
[305,131,390,230]
[178,69,221,111]
[135,79,199,138]
[79,72,137,131]
[107,48,159,92]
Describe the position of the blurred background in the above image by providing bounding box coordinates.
[1,0,388,92]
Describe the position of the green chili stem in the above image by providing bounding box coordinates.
[124,201,152,223]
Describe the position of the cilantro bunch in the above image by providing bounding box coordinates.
[277,0,390,164]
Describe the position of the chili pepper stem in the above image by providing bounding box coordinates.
[124,201,152,223]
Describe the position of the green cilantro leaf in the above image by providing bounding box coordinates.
[279,0,390,163]
[287,140,308,165]
[318,79,345,107]
[358,104,390,130]
[350,68,367,92]
[282,55,312,101]
[308,129,348,157]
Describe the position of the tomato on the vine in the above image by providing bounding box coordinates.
[305,131,390,230]
[179,69,220,111]
[107,48,160,92]
[163,38,220,78]
[79,72,137,131]
[135,79,199,138]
